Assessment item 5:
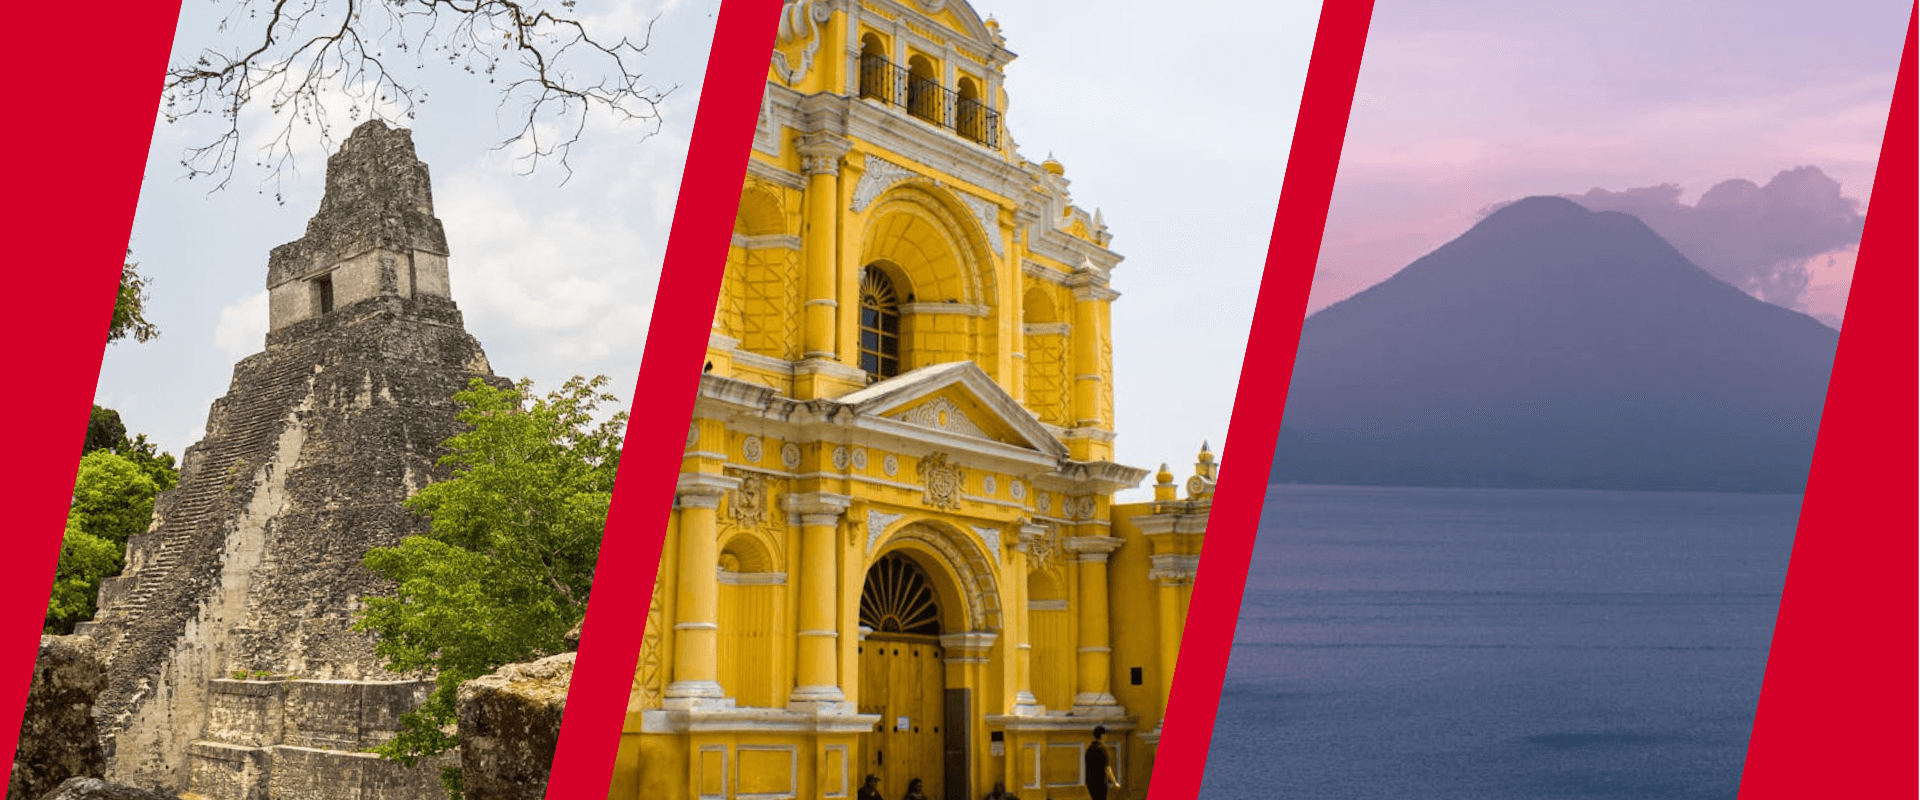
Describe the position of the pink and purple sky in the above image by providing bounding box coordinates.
[1315,0,1911,328]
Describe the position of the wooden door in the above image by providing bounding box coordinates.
[858,634,945,800]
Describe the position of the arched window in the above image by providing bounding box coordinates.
[859,33,890,102]
[861,552,941,636]
[956,77,987,144]
[906,55,941,124]
[859,266,903,378]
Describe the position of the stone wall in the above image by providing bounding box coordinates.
[185,679,445,800]
[9,636,108,800]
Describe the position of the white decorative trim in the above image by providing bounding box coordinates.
[772,1,830,84]
[717,571,788,586]
[832,446,850,471]
[1010,479,1026,501]
[895,396,988,439]
[742,436,763,464]
[851,155,917,212]
[1149,553,1202,583]
[981,474,998,495]
[1028,599,1069,612]
[956,191,1005,257]
[972,525,1001,562]
[732,233,803,250]
[850,448,869,470]
[781,442,802,470]
[866,509,905,553]
[882,453,900,477]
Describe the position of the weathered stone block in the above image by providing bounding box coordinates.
[185,742,271,800]
[267,747,367,800]
[456,653,575,800]
[202,681,286,747]
[356,682,433,748]
[9,636,108,800]
[283,682,364,751]
[266,747,443,800]
[37,777,179,800]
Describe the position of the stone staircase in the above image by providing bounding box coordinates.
[88,350,318,733]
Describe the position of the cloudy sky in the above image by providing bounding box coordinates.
[1314,0,1910,329]
[97,0,1324,498]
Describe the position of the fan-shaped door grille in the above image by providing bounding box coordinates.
[861,552,942,636]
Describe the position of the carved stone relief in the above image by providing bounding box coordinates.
[917,452,966,511]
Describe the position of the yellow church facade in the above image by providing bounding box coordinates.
[612,2,1216,798]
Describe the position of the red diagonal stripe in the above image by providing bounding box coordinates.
[1146,2,1377,799]
[0,0,185,773]
[545,1,784,796]
[1737,3,1918,796]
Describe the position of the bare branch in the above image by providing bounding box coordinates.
[164,0,673,195]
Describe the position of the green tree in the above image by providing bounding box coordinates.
[355,375,625,797]
[111,252,160,344]
[47,451,165,633]
[49,408,180,633]
[83,406,179,491]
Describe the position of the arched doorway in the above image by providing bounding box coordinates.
[857,552,961,800]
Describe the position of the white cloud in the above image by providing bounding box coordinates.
[214,291,269,362]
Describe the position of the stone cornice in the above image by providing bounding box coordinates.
[784,491,854,519]
[675,472,741,508]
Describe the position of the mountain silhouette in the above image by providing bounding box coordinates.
[1273,195,1838,493]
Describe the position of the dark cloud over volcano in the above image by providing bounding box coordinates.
[1556,167,1865,311]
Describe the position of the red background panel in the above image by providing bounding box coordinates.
[1737,5,1918,797]
[0,0,187,774]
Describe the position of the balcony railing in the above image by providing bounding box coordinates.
[858,54,1002,149]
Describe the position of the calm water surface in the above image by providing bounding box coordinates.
[1201,485,1799,800]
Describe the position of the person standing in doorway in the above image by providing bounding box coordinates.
[1086,726,1121,800]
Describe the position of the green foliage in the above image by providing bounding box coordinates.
[83,406,128,455]
[46,451,165,633]
[46,519,122,634]
[48,408,179,634]
[83,406,179,491]
[110,252,160,344]
[355,376,626,794]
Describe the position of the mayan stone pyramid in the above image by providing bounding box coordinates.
[82,120,504,798]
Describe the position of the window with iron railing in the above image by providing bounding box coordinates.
[858,54,1002,149]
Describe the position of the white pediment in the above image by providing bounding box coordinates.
[838,362,1069,459]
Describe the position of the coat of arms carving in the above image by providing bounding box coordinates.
[728,473,769,527]
[917,452,966,511]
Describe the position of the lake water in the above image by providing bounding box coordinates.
[1200,485,1800,800]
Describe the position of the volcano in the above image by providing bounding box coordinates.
[1272,195,1839,493]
